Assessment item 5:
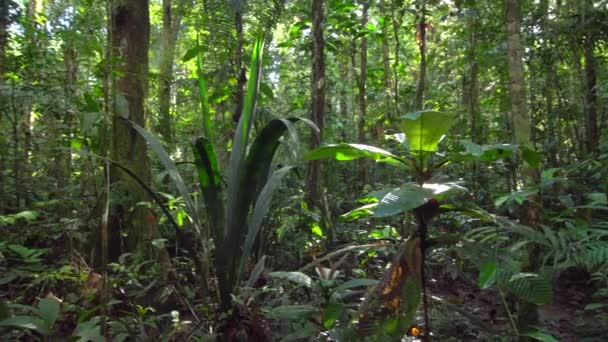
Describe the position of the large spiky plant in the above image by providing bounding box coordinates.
[132,34,316,308]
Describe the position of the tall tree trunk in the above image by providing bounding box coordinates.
[390,0,403,116]
[306,0,326,207]
[414,0,426,110]
[0,0,9,213]
[379,0,393,120]
[158,0,183,146]
[582,1,598,155]
[465,0,481,143]
[506,0,539,336]
[55,44,78,216]
[357,0,369,187]
[110,0,152,256]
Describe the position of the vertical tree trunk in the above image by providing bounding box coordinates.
[306,0,326,207]
[379,0,393,120]
[357,0,369,187]
[414,0,426,110]
[158,0,183,146]
[506,0,539,336]
[582,1,598,155]
[465,0,481,143]
[110,0,152,255]
[0,0,9,213]
[390,0,402,116]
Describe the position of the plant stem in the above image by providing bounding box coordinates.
[500,289,519,336]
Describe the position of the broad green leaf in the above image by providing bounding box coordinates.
[270,272,312,288]
[521,146,541,168]
[73,317,104,342]
[37,298,60,330]
[322,303,345,328]
[268,305,318,320]
[181,45,201,62]
[459,141,518,162]
[495,189,538,207]
[398,111,455,152]
[340,203,377,221]
[0,316,48,335]
[372,183,463,218]
[478,261,497,289]
[306,143,410,169]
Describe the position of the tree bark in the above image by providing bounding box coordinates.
[306,0,326,207]
[506,0,539,336]
[158,0,183,146]
[582,0,598,155]
[414,0,426,110]
[110,0,152,255]
[0,0,9,213]
[357,0,369,187]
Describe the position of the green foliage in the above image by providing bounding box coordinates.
[0,297,61,336]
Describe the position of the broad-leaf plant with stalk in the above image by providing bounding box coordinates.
[306,110,522,339]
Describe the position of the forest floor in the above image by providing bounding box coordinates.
[429,269,608,341]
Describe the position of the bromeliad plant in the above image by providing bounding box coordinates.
[306,110,520,338]
[131,34,317,309]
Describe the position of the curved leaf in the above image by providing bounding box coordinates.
[398,111,455,153]
[129,121,202,235]
[306,143,411,169]
[373,184,434,218]
[193,137,224,243]
[239,166,294,278]
[458,141,518,162]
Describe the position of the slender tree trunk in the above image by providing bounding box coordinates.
[357,0,369,187]
[306,0,326,207]
[18,0,38,209]
[391,0,402,116]
[110,0,152,255]
[379,0,393,120]
[0,0,9,213]
[582,9,598,155]
[506,0,540,336]
[465,1,481,143]
[158,0,183,146]
[414,0,426,110]
[55,44,78,216]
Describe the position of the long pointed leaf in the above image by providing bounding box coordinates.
[129,121,202,235]
[221,35,266,305]
[225,33,265,238]
[239,166,294,279]
[196,36,212,140]
[192,137,224,244]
